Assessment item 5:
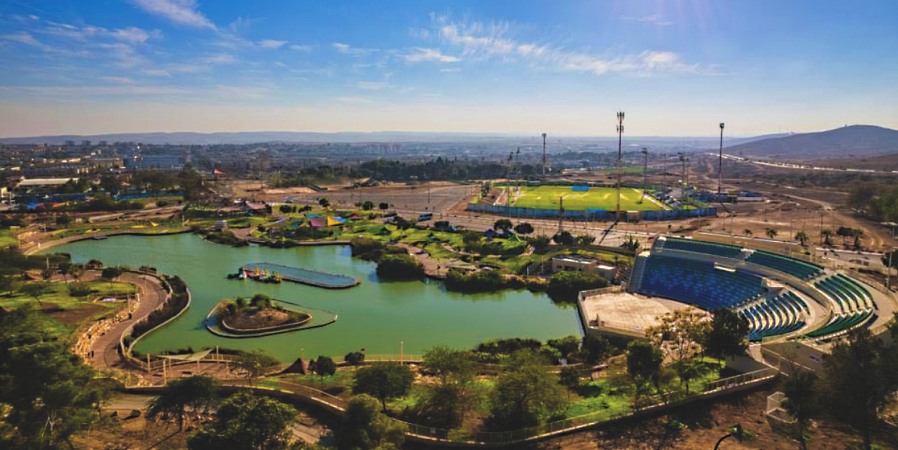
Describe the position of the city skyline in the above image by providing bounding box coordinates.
[1,0,897,137]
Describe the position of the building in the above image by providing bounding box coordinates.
[551,255,617,281]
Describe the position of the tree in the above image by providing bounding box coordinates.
[353,363,413,412]
[234,350,280,385]
[559,366,581,393]
[765,227,778,239]
[313,355,337,385]
[794,230,809,247]
[378,202,389,211]
[626,340,663,403]
[822,328,895,450]
[514,222,534,235]
[20,281,51,305]
[620,234,640,251]
[552,230,574,246]
[58,261,72,283]
[318,197,330,208]
[703,309,749,364]
[148,376,219,431]
[189,391,297,450]
[493,218,513,232]
[488,350,567,430]
[547,335,581,360]
[671,359,705,395]
[582,334,613,365]
[853,229,864,250]
[527,234,551,252]
[646,308,709,361]
[375,254,424,280]
[337,394,407,450]
[422,345,474,384]
[782,369,818,450]
[101,266,122,286]
[575,234,596,246]
[361,200,374,211]
[744,229,752,237]
[821,229,833,246]
[883,249,897,273]
[0,307,109,448]
[546,271,608,303]
[0,274,16,296]
[344,351,366,367]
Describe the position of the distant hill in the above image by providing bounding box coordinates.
[0,131,526,145]
[725,125,898,159]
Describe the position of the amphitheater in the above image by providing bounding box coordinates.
[580,236,897,356]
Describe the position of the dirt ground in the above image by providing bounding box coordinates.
[521,387,894,450]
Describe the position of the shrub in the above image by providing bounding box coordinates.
[546,271,608,303]
[375,254,424,280]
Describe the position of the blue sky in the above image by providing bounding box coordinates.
[1,0,897,137]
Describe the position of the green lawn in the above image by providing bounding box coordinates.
[509,186,668,212]
[0,229,17,247]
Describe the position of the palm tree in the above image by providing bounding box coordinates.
[765,227,778,239]
[744,229,753,237]
[794,231,809,247]
[821,229,833,246]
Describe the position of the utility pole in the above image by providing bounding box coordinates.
[557,196,565,233]
[678,152,687,201]
[641,147,649,202]
[718,122,725,195]
[541,133,547,178]
[615,111,625,222]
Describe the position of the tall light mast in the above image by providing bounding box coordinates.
[641,147,649,201]
[718,122,725,195]
[541,133,547,177]
[615,111,625,222]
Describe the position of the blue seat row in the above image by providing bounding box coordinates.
[637,255,765,310]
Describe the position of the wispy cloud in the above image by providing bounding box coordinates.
[434,16,703,76]
[289,44,313,52]
[331,42,376,56]
[334,96,371,104]
[257,39,286,49]
[623,14,674,27]
[201,53,237,64]
[1,31,46,48]
[132,0,216,30]
[404,47,460,63]
[354,81,389,91]
[100,76,137,84]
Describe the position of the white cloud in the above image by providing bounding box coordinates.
[111,27,160,44]
[334,96,371,104]
[354,81,389,91]
[202,53,237,64]
[1,32,44,48]
[331,42,376,56]
[289,44,313,52]
[332,42,351,53]
[404,47,460,63]
[101,76,137,84]
[434,17,704,76]
[257,39,286,49]
[623,14,674,27]
[132,0,216,30]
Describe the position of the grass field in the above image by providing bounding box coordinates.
[508,185,668,212]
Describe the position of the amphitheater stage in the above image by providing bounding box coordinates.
[578,290,693,339]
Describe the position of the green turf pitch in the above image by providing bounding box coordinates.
[508,186,668,212]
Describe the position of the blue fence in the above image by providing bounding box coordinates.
[466,204,717,221]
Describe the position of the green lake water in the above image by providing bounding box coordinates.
[53,234,581,361]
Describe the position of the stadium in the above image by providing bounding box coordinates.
[579,236,893,351]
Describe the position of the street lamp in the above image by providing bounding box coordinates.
[615,111,625,222]
[718,122,725,195]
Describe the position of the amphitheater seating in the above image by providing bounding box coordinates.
[741,291,806,341]
[637,255,765,310]
[745,250,823,280]
[814,274,873,314]
[803,311,875,339]
[657,237,745,259]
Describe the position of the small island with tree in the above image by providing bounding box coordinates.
[207,294,312,337]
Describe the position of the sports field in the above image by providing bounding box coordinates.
[508,185,669,212]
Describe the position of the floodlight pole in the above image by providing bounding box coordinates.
[541,133,547,177]
[718,122,725,195]
[641,148,649,200]
[615,111,625,222]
